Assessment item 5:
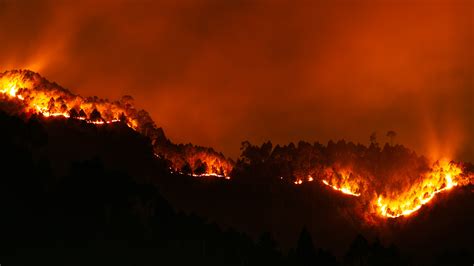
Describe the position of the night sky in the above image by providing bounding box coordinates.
[1,0,472,161]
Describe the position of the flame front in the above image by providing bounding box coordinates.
[375,161,464,218]
[292,160,472,219]
[322,180,361,197]
[2,70,473,219]
[320,169,362,197]
[0,70,138,128]
[0,70,232,179]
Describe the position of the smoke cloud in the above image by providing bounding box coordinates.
[0,0,472,160]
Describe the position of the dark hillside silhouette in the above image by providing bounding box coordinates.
[0,111,472,265]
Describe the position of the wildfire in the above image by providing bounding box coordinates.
[320,169,362,197]
[322,179,361,197]
[0,72,30,98]
[303,161,472,218]
[0,70,136,128]
[2,70,472,219]
[0,70,233,179]
[375,161,463,218]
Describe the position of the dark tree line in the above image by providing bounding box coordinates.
[233,138,430,188]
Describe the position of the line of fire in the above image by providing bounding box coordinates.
[1,69,473,221]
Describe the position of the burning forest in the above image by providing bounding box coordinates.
[1,69,473,222]
[1,1,472,264]
[0,69,233,178]
[235,140,474,220]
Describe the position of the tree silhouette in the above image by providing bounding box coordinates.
[344,234,370,266]
[194,159,207,175]
[119,112,127,124]
[295,227,317,266]
[60,103,68,113]
[386,130,397,146]
[369,132,377,145]
[69,108,79,119]
[181,162,192,175]
[78,109,87,119]
[47,97,56,113]
[255,232,281,265]
[89,108,102,122]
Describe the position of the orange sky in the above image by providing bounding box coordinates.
[1,0,472,160]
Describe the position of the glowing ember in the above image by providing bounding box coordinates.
[191,173,231,179]
[294,179,303,185]
[293,175,314,185]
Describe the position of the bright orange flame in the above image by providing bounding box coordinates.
[322,179,361,197]
[313,161,472,219]
[0,70,136,128]
[321,169,362,197]
[1,70,232,180]
[375,160,463,218]
[0,73,30,98]
[293,175,314,185]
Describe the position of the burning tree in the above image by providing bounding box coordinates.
[0,69,235,179]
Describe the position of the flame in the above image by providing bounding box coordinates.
[293,175,314,185]
[322,179,361,197]
[163,146,233,178]
[375,160,463,218]
[321,169,362,197]
[294,160,472,219]
[2,70,472,216]
[0,70,137,128]
[0,73,30,98]
[191,173,231,179]
[0,70,232,179]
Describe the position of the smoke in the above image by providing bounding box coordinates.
[0,0,472,161]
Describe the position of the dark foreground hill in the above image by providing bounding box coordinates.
[0,111,472,266]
